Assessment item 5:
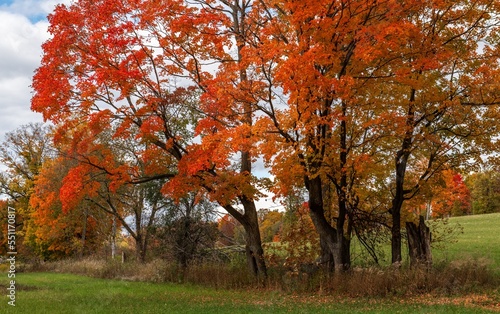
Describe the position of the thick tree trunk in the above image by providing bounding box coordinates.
[318,235,335,271]
[305,176,349,272]
[222,199,267,279]
[406,216,432,268]
[240,197,267,279]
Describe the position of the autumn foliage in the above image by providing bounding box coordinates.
[10,0,499,275]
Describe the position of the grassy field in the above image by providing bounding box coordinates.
[1,213,499,313]
[433,213,500,271]
[348,213,500,271]
[1,272,498,313]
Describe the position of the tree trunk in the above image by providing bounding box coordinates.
[135,234,147,263]
[176,216,192,270]
[341,219,352,269]
[318,235,335,271]
[337,99,351,271]
[390,93,415,266]
[406,216,432,268]
[80,208,88,259]
[111,216,116,260]
[240,197,267,280]
[305,176,348,272]
[391,205,402,265]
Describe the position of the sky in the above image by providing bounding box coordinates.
[0,0,70,138]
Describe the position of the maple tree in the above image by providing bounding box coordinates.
[374,0,500,265]
[248,0,500,269]
[56,127,172,262]
[247,0,415,271]
[31,0,500,274]
[31,0,270,277]
[429,171,471,218]
[29,156,111,259]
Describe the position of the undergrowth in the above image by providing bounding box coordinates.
[20,256,499,298]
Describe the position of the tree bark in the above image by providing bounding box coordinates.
[406,216,432,268]
[318,235,335,271]
[305,176,349,272]
[240,197,267,280]
[390,95,415,265]
[135,233,147,263]
[391,204,402,265]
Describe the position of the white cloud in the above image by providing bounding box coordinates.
[0,0,70,137]
[0,10,49,136]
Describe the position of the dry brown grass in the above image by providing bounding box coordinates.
[286,258,499,297]
[23,256,498,298]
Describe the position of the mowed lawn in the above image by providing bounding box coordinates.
[0,272,498,313]
[434,213,500,270]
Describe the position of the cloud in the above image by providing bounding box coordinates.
[0,10,50,136]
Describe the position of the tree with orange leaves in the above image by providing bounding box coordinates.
[29,156,111,259]
[247,0,416,271]
[375,0,500,265]
[32,0,500,274]
[32,0,270,277]
[248,0,500,269]
[429,171,471,218]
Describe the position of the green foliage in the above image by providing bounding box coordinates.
[466,171,500,215]
[258,209,283,243]
[0,123,52,257]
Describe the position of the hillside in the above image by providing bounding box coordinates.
[433,213,500,272]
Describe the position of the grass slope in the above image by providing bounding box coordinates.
[2,273,498,313]
[433,213,500,271]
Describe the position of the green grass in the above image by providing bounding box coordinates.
[433,213,500,271]
[348,213,500,270]
[2,273,498,313]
